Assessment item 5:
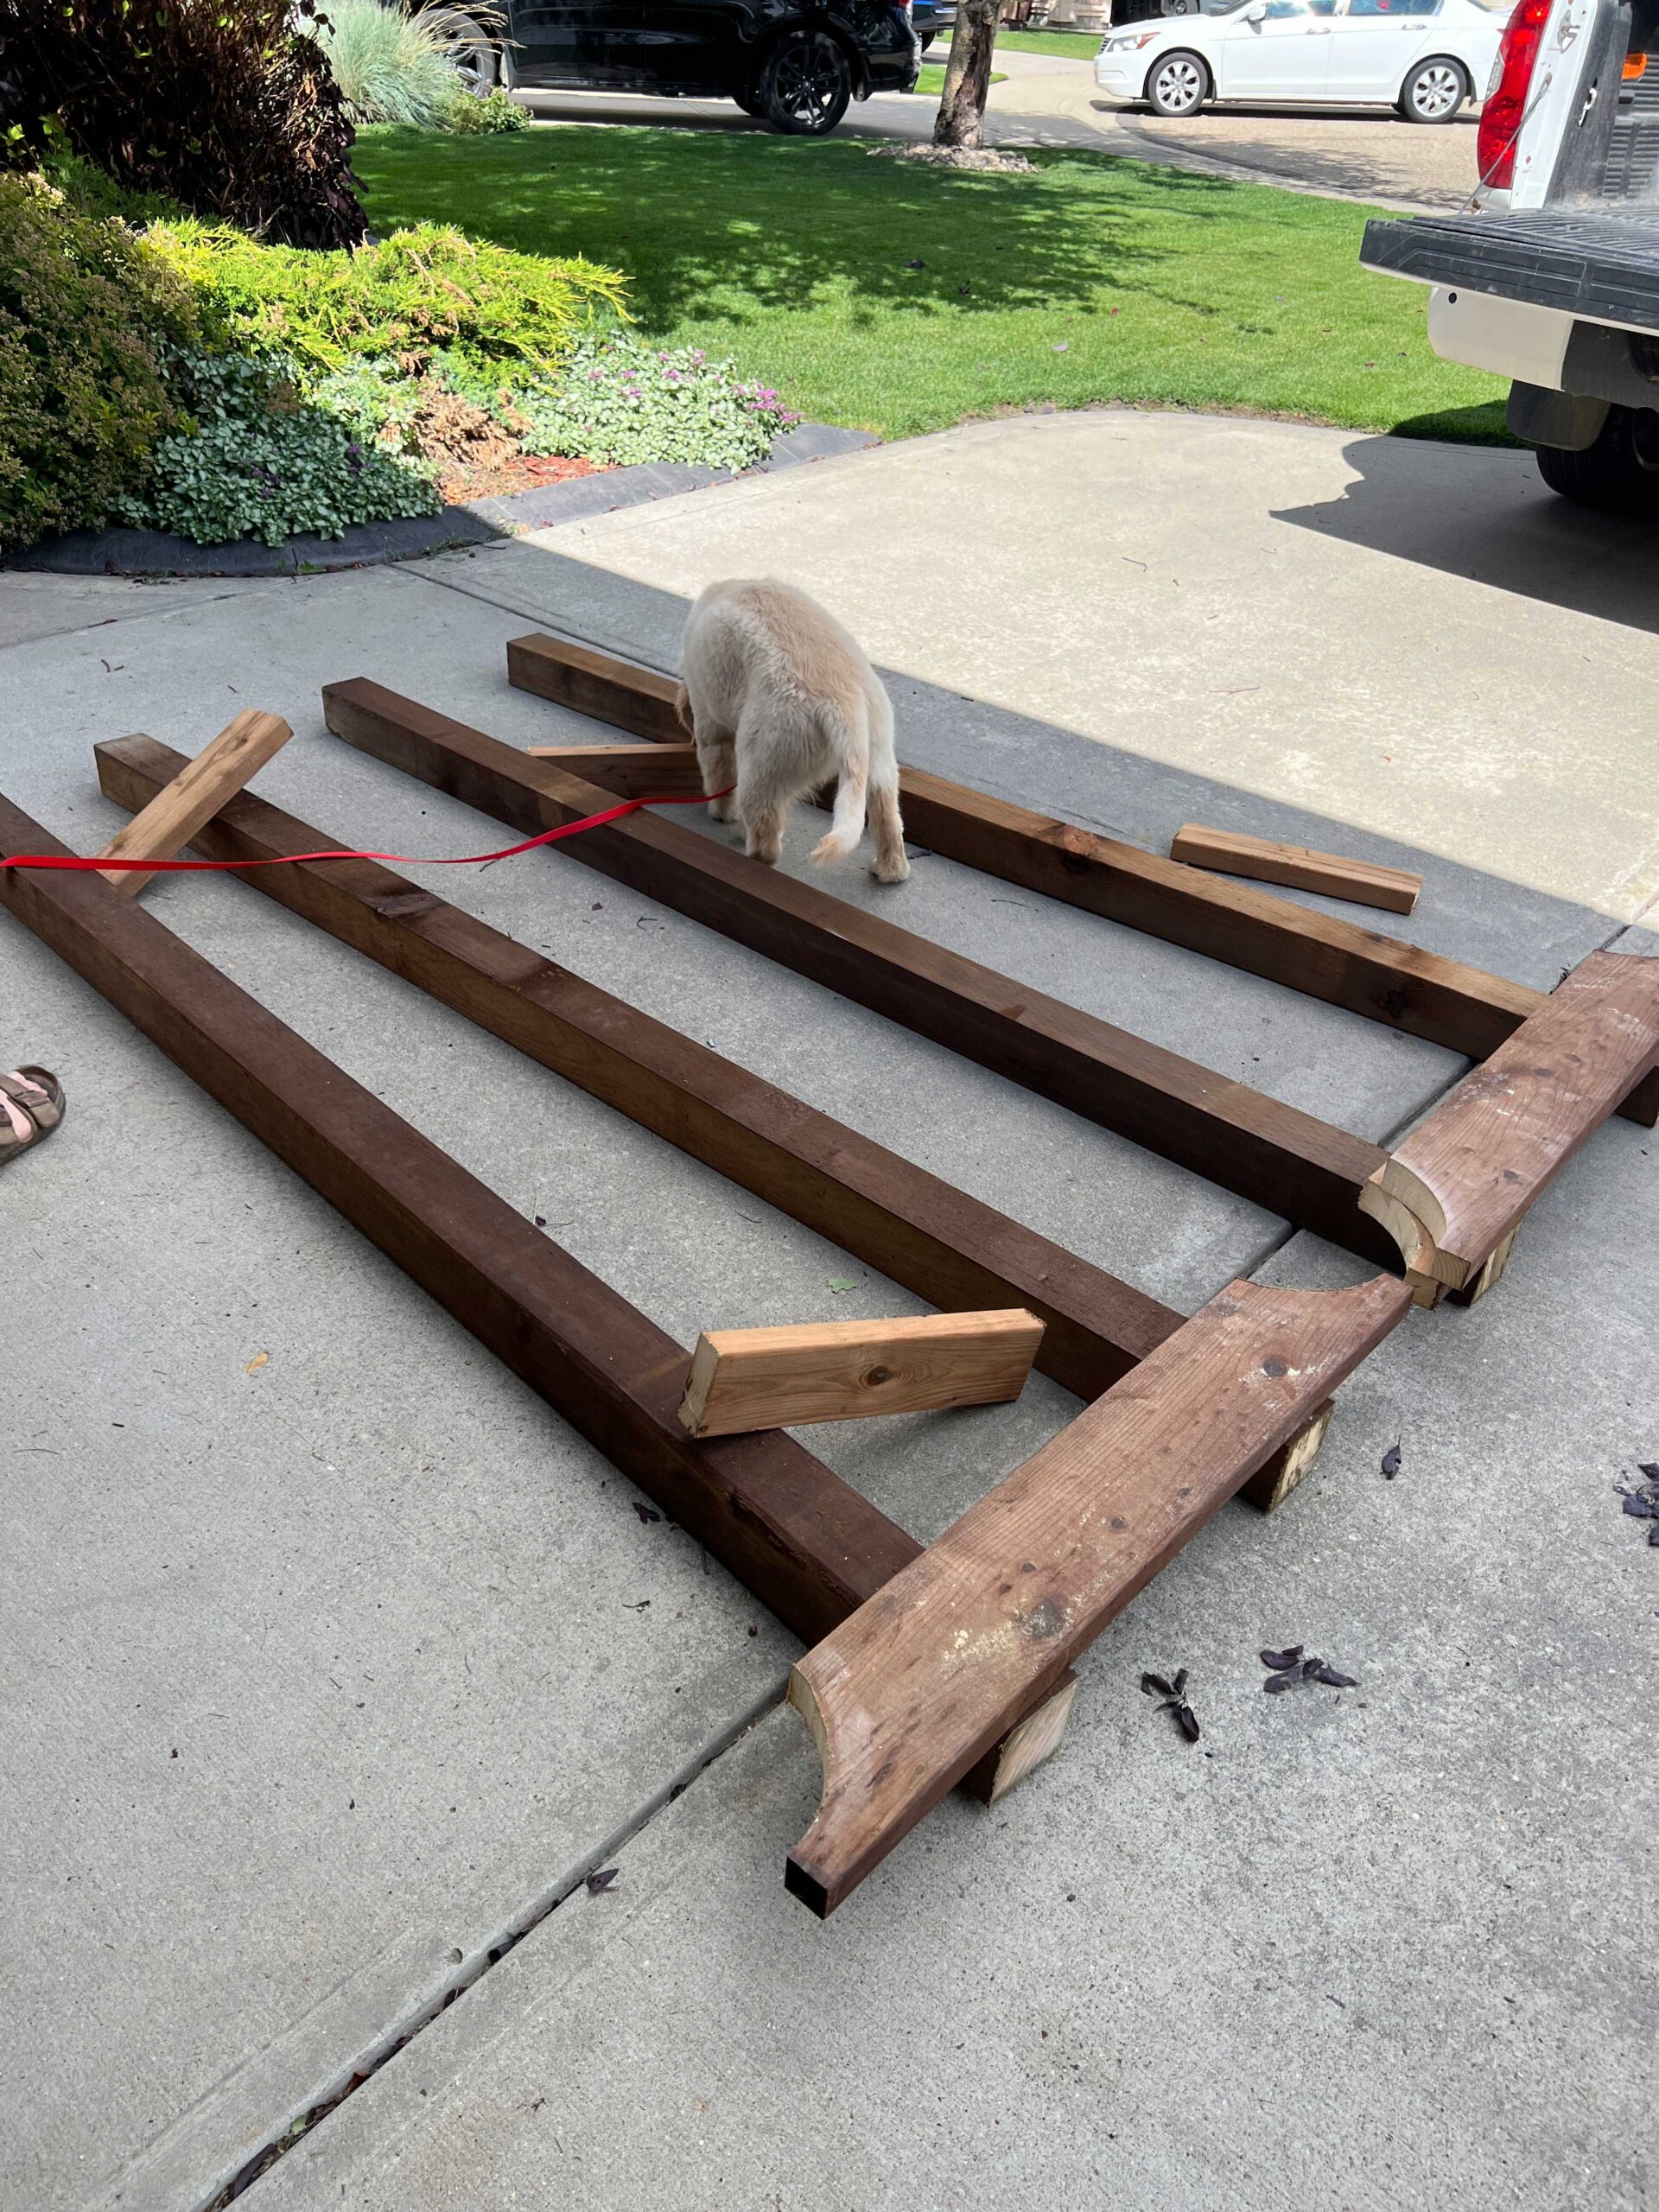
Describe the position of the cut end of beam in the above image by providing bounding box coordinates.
[1238,1398,1335,1514]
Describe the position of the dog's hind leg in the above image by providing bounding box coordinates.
[734,704,795,868]
[689,709,738,823]
[868,778,910,885]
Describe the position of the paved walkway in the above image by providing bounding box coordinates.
[2,412,1653,2212]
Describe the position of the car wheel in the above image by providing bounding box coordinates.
[1535,404,1659,518]
[761,29,854,134]
[1163,0,1197,14]
[1144,49,1208,115]
[429,10,499,96]
[1397,54,1466,122]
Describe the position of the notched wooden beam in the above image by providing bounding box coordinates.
[783,1271,1412,1916]
[1360,950,1659,1300]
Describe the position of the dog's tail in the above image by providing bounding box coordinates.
[809,696,870,866]
[672,680,693,735]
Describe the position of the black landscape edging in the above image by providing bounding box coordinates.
[11,423,879,580]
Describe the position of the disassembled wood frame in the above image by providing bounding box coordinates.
[8,625,1654,1920]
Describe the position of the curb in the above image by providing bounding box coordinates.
[10,423,880,582]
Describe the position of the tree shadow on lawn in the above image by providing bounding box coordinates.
[353,127,1255,337]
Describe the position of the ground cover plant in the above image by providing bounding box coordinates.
[353,124,1508,443]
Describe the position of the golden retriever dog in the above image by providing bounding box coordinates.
[675,577,908,884]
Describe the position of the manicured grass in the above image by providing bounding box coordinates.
[994,27,1103,57]
[353,126,1508,443]
[912,61,1008,92]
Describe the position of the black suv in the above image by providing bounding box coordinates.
[434,0,921,134]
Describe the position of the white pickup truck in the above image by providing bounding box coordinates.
[1361,0,1659,513]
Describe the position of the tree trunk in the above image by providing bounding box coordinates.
[932,0,1001,149]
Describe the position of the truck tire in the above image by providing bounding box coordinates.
[1145,50,1209,115]
[761,29,853,134]
[1535,404,1659,518]
[1397,55,1466,122]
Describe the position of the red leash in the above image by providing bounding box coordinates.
[0,785,731,879]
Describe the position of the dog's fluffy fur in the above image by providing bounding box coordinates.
[675,577,908,883]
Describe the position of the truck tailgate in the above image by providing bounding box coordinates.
[1362,210,1659,333]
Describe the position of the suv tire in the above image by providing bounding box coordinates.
[1145,49,1209,115]
[1397,54,1466,122]
[1535,404,1659,517]
[761,29,854,133]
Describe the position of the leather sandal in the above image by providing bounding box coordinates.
[0,1067,64,1166]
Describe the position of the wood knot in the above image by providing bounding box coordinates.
[1020,1597,1066,1641]
[864,1364,892,1387]
[1261,1356,1288,1377]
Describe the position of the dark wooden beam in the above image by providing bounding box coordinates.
[321,679,1402,1266]
[505,631,1658,1128]
[0,785,1064,1805]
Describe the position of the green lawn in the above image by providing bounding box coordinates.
[912,61,1008,92]
[353,126,1507,443]
[993,27,1104,58]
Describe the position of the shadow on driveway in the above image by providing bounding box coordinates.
[1274,427,1659,637]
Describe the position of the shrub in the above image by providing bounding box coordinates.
[316,0,461,129]
[0,175,198,553]
[118,349,440,545]
[146,220,627,373]
[484,334,801,473]
[447,88,529,133]
[0,0,365,248]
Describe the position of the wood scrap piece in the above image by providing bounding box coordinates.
[0,780,1067,1808]
[94,709,290,896]
[505,632,1659,1131]
[785,1269,1414,1916]
[524,742,704,798]
[1359,950,1659,1294]
[321,679,1401,1267]
[1170,824,1422,915]
[678,1309,1044,1438]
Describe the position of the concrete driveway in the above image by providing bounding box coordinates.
[3,410,1655,2212]
[517,44,1479,209]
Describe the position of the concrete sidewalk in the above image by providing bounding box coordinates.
[2,411,1654,2212]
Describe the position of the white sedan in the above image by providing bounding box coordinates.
[1094,0,1505,123]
